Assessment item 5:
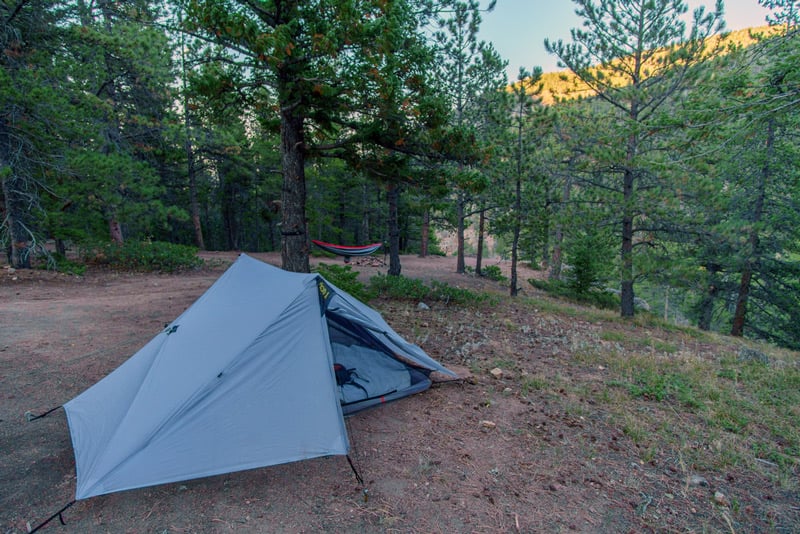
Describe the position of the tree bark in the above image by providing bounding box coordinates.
[419,209,429,257]
[97,0,128,247]
[510,175,522,296]
[279,107,310,273]
[180,19,204,251]
[697,263,720,331]
[185,115,204,249]
[109,218,124,244]
[620,141,636,317]
[360,183,370,244]
[548,175,571,281]
[387,182,401,276]
[731,265,753,337]
[337,190,347,243]
[476,209,485,276]
[731,119,773,336]
[456,193,466,274]
[190,189,205,249]
[1,171,31,268]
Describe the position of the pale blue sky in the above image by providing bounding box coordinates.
[478,0,773,79]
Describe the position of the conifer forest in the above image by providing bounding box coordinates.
[3,0,800,348]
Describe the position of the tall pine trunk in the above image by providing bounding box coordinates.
[419,209,429,257]
[1,120,25,267]
[337,190,347,243]
[549,175,571,281]
[455,193,466,274]
[188,153,205,250]
[476,209,486,276]
[220,171,239,249]
[360,183,370,244]
[109,218,124,244]
[731,119,773,336]
[510,174,521,296]
[1,170,31,269]
[387,183,401,276]
[697,263,721,331]
[180,13,204,251]
[620,129,638,318]
[97,0,126,245]
[279,107,310,273]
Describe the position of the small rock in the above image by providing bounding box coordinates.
[634,296,651,311]
[502,387,513,395]
[738,347,769,364]
[489,367,503,379]
[417,301,430,310]
[713,491,729,507]
[689,475,708,487]
[480,420,496,429]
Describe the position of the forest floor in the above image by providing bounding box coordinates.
[1,251,798,533]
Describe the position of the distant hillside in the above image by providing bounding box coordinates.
[528,26,779,105]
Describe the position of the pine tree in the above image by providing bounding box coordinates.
[664,18,800,345]
[432,0,506,274]
[183,0,449,272]
[1,1,74,267]
[501,67,549,296]
[545,0,723,317]
[61,0,178,245]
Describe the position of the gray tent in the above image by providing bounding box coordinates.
[64,254,454,500]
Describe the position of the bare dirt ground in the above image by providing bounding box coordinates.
[1,252,797,533]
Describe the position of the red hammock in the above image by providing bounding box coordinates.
[312,239,382,257]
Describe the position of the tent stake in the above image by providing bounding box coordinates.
[25,406,63,422]
[345,454,364,486]
[28,500,75,533]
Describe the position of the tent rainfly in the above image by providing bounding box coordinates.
[63,254,455,501]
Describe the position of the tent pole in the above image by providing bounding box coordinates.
[344,414,368,502]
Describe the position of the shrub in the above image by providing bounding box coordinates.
[561,228,615,297]
[565,235,602,294]
[481,265,507,283]
[370,274,492,306]
[48,253,87,275]
[429,280,490,305]
[528,277,619,310]
[83,240,203,272]
[370,274,430,300]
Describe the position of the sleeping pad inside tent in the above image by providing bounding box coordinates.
[327,313,432,414]
[62,254,455,500]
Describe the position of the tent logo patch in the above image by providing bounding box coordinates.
[317,278,333,312]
